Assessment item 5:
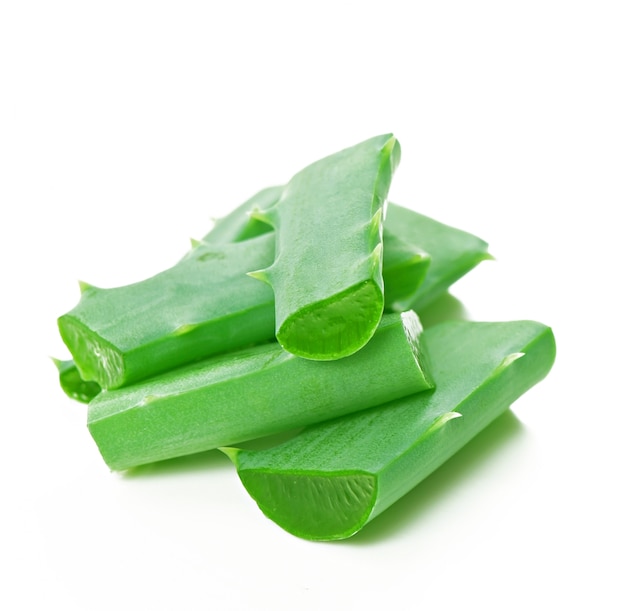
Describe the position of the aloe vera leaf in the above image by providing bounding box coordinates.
[223,319,556,541]
[87,311,433,471]
[57,197,485,391]
[250,134,401,360]
[57,234,429,393]
[385,203,492,311]
[57,218,432,393]
[52,358,101,403]
[378,232,431,307]
[206,190,433,308]
[58,234,277,389]
[203,185,281,244]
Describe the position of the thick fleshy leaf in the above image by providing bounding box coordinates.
[87,312,433,471]
[224,320,556,541]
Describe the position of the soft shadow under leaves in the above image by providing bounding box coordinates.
[342,409,526,545]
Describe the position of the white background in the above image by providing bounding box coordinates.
[2,1,624,609]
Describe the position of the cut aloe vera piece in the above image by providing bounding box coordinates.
[56,199,486,392]
[206,191,432,309]
[250,134,401,360]
[204,196,488,312]
[204,186,281,244]
[53,358,101,403]
[57,189,486,392]
[87,311,433,471]
[380,232,430,307]
[385,203,492,311]
[58,234,277,389]
[204,187,433,308]
[223,319,556,541]
[57,229,429,391]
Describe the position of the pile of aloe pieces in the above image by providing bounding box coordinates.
[55,134,556,541]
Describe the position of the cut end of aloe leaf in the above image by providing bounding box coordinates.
[53,357,102,403]
[276,280,384,360]
[237,467,377,541]
[57,315,125,389]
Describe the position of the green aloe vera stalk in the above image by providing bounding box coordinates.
[56,198,486,392]
[53,358,101,403]
[204,186,281,244]
[223,319,556,541]
[87,311,433,471]
[57,205,431,392]
[202,194,432,312]
[58,234,277,389]
[57,231,429,392]
[204,195,488,311]
[385,203,492,311]
[205,190,433,308]
[379,232,430,307]
[249,134,401,361]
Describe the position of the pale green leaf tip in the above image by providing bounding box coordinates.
[501,352,525,368]
[371,206,384,229]
[438,411,463,424]
[407,251,431,266]
[247,268,272,284]
[382,133,401,168]
[414,247,430,261]
[426,411,463,435]
[50,356,63,371]
[218,447,241,466]
[78,280,95,293]
[190,237,203,249]
[368,208,384,244]
[382,133,397,150]
[248,206,275,226]
[369,242,383,271]
[173,323,199,336]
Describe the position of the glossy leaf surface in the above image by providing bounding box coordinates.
[251,134,401,360]
[87,312,433,471]
[225,320,556,541]
[58,235,276,389]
